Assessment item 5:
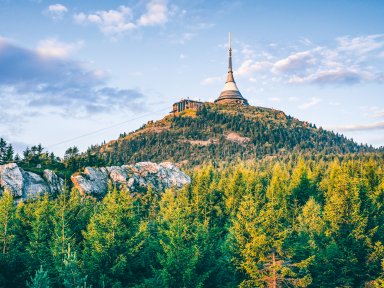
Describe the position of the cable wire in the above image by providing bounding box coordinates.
[46,106,171,150]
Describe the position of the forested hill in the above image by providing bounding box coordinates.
[94,103,379,167]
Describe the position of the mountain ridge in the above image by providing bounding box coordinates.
[90,103,380,168]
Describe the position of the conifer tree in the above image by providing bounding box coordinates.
[0,190,16,255]
[314,161,371,286]
[27,265,51,288]
[23,195,54,270]
[154,188,217,288]
[50,186,81,275]
[82,188,146,287]
[59,244,89,288]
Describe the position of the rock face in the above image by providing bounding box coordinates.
[71,162,191,196]
[0,163,64,200]
[0,162,190,200]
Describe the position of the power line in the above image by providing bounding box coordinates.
[47,106,170,150]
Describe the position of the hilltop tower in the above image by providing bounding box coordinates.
[215,32,249,106]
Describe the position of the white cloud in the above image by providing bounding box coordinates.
[329,101,341,107]
[337,34,384,55]
[268,97,280,103]
[74,6,136,36]
[137,0,168,26]
[333,122,384,132]
[241,46,255,59]
[289,68,369,85]
[74,0,169,37]
[273,51,316,72]
[236,60,272,77]
[201,76,223,85]
[48,4,67,13]
[37,38,83,58]
[45,4,68,21]
[371,111,384,119]
[298,97,321,110]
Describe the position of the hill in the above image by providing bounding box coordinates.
[90,103,379,167]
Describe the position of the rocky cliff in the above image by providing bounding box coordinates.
[0,163,64,200]
[71,162,190,196]
[0,162,190,200]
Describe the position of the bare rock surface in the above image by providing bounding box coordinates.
[0,163,24,197]
[72,162,191,196]
[1,162,190,199]
[0,163,63,199]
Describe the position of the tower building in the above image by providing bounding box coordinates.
[215,32,249,105]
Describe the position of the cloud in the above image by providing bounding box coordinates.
[268,97,280,103]
[372,111,384,118]
[74,0,169,37]
[137,0,168,26]
[201,76,223,85]
[236,60,272,77]
[288,96,298,102]
[337,34,384,56]
[37,38,83,58]
[74,6,136,36]
[298,97,321,110]
[289,68,368,85]
[273,51,316,72]
[45,4,68,21]
[333,122,384,132]
[0,38,146,120]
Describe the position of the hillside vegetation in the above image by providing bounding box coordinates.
[96,104,378,167]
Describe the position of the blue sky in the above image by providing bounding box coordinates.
[0,0,383,156]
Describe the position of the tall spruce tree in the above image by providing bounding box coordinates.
[82,188,146,287]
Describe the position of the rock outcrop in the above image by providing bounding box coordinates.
[0,162,191,200]
[71,162,191,196]
[0,163,64,200]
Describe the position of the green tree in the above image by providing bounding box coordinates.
[27,265,51,288]
[313,161,372,286]
[50,187,78,273]
[59,244,89,288]
[154,188,219,288]
[0,190,16,255]
[20,195,54,273]
[82,188,145,287]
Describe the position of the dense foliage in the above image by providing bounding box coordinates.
[0,138,14,165]
[96,104,380,167]
[0,138,105,181]
[1,155,384,287]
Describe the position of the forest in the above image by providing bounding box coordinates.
[1,154,384,287]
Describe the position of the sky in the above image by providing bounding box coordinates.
[0,0,384,156]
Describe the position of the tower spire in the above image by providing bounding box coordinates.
[215,32,249,106]
[227,32,235,83]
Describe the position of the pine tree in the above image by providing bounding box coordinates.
[154,188,217,288]
[50,187,77,273]
[314,160,371,286]
[0,190,16,255]
[288,159,314,206]
[22,195,54,272]
[59,244,89,288]
[26,265,51,288]
[82,188,145,287]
